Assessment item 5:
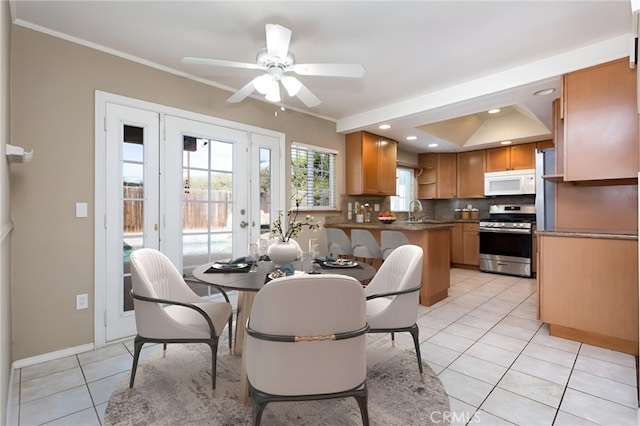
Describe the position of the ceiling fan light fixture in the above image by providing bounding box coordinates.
[281,76,302,96]
[265,81,281,103]
[254,74,273,95]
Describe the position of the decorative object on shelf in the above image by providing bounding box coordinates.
[6,144,33,163]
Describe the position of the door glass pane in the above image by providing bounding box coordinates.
[122,125,144,312]
[182,138,233,279]
[259,147,272,237]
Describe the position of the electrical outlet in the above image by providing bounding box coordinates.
[76,294,89,310]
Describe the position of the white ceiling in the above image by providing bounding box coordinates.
[9,1,634,153]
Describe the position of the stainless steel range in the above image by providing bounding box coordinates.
[479,204,535,278]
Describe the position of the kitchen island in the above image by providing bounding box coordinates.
[324,221,452,306]
[537,229,638,355]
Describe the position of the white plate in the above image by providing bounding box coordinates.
[323,260,359,268]
[268,270,305,280]
[210,262,249,270]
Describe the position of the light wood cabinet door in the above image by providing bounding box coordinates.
[457,150,486,198]
[563,58,638,181]
[486,147,510,172]
[449,223,463,264]
[378,136,398,195]
[417,153,456,199]
[361,132,379,194]
[486,143,536,172]
[462,223,479,266]
[510,143,536,170]
[345,131,397,195]
[538,235,638,354]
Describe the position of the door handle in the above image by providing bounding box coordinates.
[240,221,248,228]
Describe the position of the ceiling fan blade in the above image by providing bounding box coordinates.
[226,77,260,103]
[292,63,365,78]
[181,57,261,70]
[265,23,291,60]
[295,83,321,108]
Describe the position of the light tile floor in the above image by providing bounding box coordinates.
[8,268,640,425]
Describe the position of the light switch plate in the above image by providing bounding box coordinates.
[75,202,88,218]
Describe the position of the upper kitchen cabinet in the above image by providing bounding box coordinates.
[563,58,638,181]
[486,142,536,172]
[457,150,486,198]
[345,131,398,195]
[417,153,456,199]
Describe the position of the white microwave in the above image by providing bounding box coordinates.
[484,169,536,196]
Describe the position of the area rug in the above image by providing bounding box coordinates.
[105,336,450,425]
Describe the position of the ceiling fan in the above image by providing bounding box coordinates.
[180,23,365,107]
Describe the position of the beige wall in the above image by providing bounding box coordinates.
[1,0,12,422]
[9,25,346,360]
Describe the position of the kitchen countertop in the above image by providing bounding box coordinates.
[324,221,454,231]
[536,229,638,241]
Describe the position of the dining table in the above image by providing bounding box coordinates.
[191,258,376,405]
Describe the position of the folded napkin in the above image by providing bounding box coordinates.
[313,256,336,264]
[280,263,295,276]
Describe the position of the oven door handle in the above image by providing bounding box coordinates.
[479,228,531,234]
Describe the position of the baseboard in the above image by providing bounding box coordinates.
[11,343,95,370]
[549,324,639,355]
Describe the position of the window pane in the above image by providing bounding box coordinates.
[391,167,414,211]
[182,137,233,277]
[259,147,272,235]
[291,144,336,209]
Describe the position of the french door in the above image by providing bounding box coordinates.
[96,93,283,344]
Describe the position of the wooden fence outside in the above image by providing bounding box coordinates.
[123,187,232,233]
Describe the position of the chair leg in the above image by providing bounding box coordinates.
[162,342,167,357]
[408,324,424,381]
[353,384,369,426]
[207,339,220,397]
[251,391,268,426]
[227,316,233,354]
[128,335,145,397]
[391,332,395,347]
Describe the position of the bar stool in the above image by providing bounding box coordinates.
[351,229,382,265]
[326,228,353,258]
[381,230,410,261]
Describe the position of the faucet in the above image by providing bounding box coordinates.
[408,199,423,222]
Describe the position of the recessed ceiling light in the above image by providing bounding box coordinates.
[534,88,556,96]
[500,140,512,145]
[488,108,501,114]
[406,136,417,141]
[379,124,391,130]
[428,143,438,148]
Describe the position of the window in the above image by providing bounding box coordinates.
[391,166,414,212]
[291,143,337,210]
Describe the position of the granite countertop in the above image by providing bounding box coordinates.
[536,229,638,241]
[324,220,454,231]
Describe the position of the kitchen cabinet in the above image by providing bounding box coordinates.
[552,98,565,176]
[456,150,486,198]
[563,58,638,181]
[486,143,536,172]
[536,140,554,150]
[449,224,463,264]
[345,131,397,195]
[417,153,456,199]
[538,233,638,354]
[450,222,479,266]
[326,222,451,306]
